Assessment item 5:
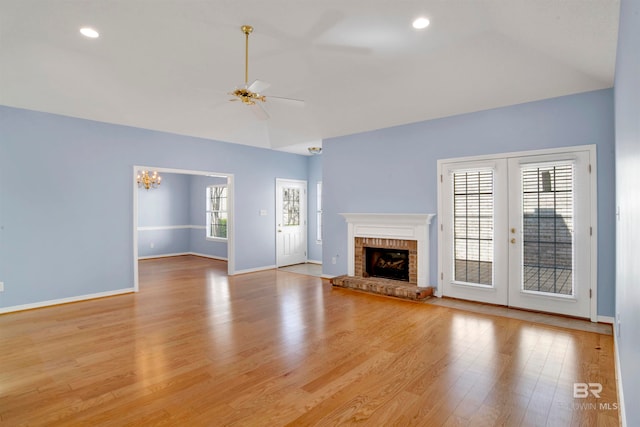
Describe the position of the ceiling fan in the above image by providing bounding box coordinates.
[229,25,304,120]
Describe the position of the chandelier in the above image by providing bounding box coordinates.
[137,170,162,190]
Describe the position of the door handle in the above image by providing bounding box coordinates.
[278,230,282,233]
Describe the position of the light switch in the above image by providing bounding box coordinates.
[259,209,267,216]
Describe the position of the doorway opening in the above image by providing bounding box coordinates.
[132,166,235,291]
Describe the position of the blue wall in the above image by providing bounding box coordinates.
[138,172,191,257]
[0,106,307,309]
[307,154,323,262]
[322,89,616,317]
[614,0,640,424]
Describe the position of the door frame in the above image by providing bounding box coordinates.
[437,145,598,322]
[133,166,235,292]
[275,178,308,267]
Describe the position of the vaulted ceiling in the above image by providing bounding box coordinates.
[0,1,620,154]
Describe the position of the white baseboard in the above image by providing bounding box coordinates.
[0,288,135,314]
[232,265,277,275]
[598,315,615,324]
[307,259,322,265]
[613,322,627,427]
[137,225,205,231]
[321,274,336,279]
[189,252,228,261]
[138,252,227,261]
[138,252,190,260]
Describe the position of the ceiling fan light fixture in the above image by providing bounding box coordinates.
[412,17,430,30]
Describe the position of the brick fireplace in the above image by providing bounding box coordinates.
[339,213,436,287]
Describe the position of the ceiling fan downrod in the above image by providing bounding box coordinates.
[241,25,253,86]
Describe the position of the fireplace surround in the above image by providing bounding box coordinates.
[340,213,436,287]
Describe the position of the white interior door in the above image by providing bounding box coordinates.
[276,179,307,267]
[507,152,592,318]
[440,148,594,319]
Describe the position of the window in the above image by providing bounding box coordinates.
[282,187,300,226]
[521,163,574,295]
[453,169,494,286]
[316,181,322,242]
[206,185,227,239]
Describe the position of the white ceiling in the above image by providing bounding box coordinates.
[0,1,620,155]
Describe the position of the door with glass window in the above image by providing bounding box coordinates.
[441,149,593,319]
[507,152,591,318]
[276,179,307,267]
[441,160,509,305]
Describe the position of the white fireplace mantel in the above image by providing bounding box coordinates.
[340,213,436,287]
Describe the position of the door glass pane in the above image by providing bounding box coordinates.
[521,163,574,295]
[282,187,300,226]
[453,170,493,285]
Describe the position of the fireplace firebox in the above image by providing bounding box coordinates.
[365,248,410,281]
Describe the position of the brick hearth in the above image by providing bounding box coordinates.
[331,275,434,301]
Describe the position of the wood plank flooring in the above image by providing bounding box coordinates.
[0,255,619,426]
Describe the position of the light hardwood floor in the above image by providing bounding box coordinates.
[0,256,619,426]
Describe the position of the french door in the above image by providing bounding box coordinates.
[440,148,594,319]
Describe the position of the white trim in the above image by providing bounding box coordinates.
[190,252,228,261]
[0,288,135,314]
[321,274,336,279]
[138,252,228,261]
[138,252,190,260]
[205,237,227,243]
[436,163,444,298]
[135,166,232,177]
[133,170,139,291]
[137,225,205,231]
[307,259,322,265]
[589,147,598,323]
[597,315,614,324]
[438,144,597,164]
[231,265,277,275]
[614,323,627,427]
[339,213,436,287]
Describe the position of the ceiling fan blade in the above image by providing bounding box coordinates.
[268,95,305,106]
[248,79,271,94]
[250,102,270,120]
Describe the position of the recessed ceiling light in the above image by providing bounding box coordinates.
[412,17,430,30]
[80,27,99,38]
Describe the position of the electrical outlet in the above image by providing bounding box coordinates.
[150,242,155,249]
[331,257,337,265]
[0,282,4,292]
